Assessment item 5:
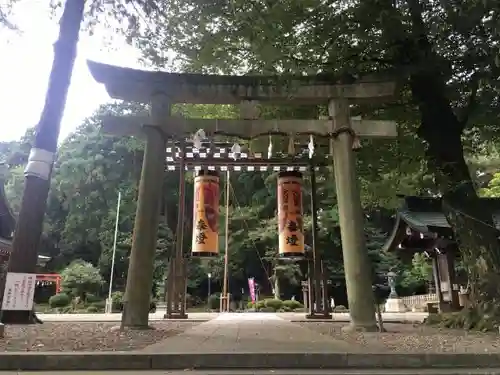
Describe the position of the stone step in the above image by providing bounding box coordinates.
[3,353,500,372]
[10,369,500,375]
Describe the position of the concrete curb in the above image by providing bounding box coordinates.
[1,353,500,371]
[37,319,211,323]
[291,319,422,324]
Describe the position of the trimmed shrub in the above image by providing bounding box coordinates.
[49,293,70,309]
[208,293,220,310]
[84,293,101,304]
[264,298,283,311]
[86,305,99,313]
[91,300,106,310]
[111,291,124,312]
[260,306,276,312]
[282,300,303,310]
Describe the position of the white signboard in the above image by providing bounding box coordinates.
[1,272,36,311]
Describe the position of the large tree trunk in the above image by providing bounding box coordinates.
[410,72,500,302]
[403,0,500,302]
[0,0,85,324]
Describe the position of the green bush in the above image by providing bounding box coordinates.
[60,305,73,313]
[264,299,283,311]
[91,300,106,309]
[207,294,220,310]
[425,307,498,332]
[85,293,101,303]
[260,306,276,312]
[282,300,303,310]
[49,293,70,309]
[86,305,99,313]
[256,300,266,310]
[111,291,124,312]
[247,301,256,309]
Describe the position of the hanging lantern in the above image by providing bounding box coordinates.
[192,170,220,257]
[277,171,305,258]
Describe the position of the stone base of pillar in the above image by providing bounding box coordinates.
[305,312,332,320]
[163,313,188,319]
[341,321,378,332]
[384,297,406,312]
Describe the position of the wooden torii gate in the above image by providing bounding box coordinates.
[87,60,399,331]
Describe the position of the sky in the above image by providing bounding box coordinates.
[0,1,142,143]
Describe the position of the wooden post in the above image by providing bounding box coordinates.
[165,142,187,318]
[309,166,323,316]
[445,251,460,310]
[321,260,331,317]
[121,95,168,329]
[173,141,188,318]
[165,260,174,318]
[432,255,444,306]
[307,260,314,315]
[221,170,230,312]
[329,99,377,331]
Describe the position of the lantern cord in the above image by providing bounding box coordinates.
[228,182,273,287]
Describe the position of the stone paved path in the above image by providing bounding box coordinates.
[142,312,358,353]
[34,311,428,323]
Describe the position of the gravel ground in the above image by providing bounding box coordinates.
[297,322,500,353]
[0,321,200,352]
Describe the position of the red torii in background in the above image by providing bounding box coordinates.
[36,273,61,294]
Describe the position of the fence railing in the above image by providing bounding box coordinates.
[398,293,438,310]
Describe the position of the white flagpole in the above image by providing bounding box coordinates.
[106,191,121,313]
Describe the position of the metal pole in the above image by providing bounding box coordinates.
[310,166,322,315]
[208,274,211,301]
[107,191,121,313]
[221,170,230,312]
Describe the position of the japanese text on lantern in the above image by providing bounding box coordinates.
[192,174,220,254]
[277,173,304,255]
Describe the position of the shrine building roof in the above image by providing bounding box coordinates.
[383,196,500,253]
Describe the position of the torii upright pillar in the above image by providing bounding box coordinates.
[329,99,377,331]
[121,94,168,329]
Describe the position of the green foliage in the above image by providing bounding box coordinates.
[48,293,70,308]
[60,260,103,298]
[481,172,500,198]
[282,300,303,310]
[91,300,106,310]
[400,253,433,290]
[425,302,500,332]
[86,305,99,313]
[207,294,220,310]
[260,307,276,313]
[263,298,282,311]
[111,291,124,311]
[84,293,101,304]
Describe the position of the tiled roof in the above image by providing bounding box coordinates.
[399,196,500,232]
[383,196,500,252]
